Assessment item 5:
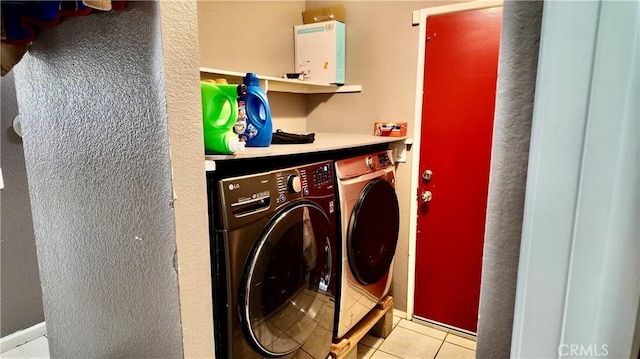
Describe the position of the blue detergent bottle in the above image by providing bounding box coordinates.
[237,73,273,147]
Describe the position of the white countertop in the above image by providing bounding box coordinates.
[204,132,408,161]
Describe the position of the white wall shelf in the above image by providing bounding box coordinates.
[200,68,362,94]
[204,132,408,167]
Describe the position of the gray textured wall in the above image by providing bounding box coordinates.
[476,1,543,357]
[1,72,45,337]
[12,2,184,357]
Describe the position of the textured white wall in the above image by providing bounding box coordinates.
[475,1,543,357]
[13,2,183,357]
[198,1,304,76]
[159,1,215,357]
[197,1,308,133]
[1,72,45,337]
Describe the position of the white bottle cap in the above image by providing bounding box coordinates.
[228,138,246,153]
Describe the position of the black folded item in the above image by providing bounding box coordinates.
[271,129,315,144]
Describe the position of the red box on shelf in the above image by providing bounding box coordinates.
[373,122,407,137]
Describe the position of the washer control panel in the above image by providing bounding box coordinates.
[274,161,333,203]
[218,160,335,226]
[276,172,294,203]
[311,163,333,189]
[287,174,302,194]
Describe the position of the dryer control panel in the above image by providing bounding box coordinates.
[335,150,394,180]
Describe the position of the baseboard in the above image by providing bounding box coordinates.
[392,309,408,319]
[412,316,477,340]
[0,322,47,353]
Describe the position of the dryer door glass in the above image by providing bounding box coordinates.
[241,201,334,358]
[348,178,400,285]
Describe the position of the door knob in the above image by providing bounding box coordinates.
[422,169,433,181]
[421,191,433,203]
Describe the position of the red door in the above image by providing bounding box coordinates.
[414,7,502,333]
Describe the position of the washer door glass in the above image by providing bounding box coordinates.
[241,201,334,357]
[348,178,400,285]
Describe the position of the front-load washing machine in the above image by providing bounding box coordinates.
[334,150,400,339]
[209,161,337,359]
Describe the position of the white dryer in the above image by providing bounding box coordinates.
[334,150,400,339]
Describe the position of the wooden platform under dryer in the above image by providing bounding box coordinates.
[330,296,394,359]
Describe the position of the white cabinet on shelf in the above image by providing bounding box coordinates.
[200,68,362,94]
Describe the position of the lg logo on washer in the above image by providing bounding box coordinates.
[228,183,239,191]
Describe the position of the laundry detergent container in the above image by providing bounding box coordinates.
[237,73,273,147]
[201,79,246,154]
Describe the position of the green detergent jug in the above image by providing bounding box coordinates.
[201,79,246,154]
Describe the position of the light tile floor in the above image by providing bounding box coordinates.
[357,316,476,359]
[0,317,475,359]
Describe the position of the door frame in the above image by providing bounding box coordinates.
[406,0,503,321]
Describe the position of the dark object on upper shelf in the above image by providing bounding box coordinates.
[272,129,315,144]
[286,73,303,80]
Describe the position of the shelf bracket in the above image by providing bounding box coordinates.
[205,160,216,172]
[390,139,412,163]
